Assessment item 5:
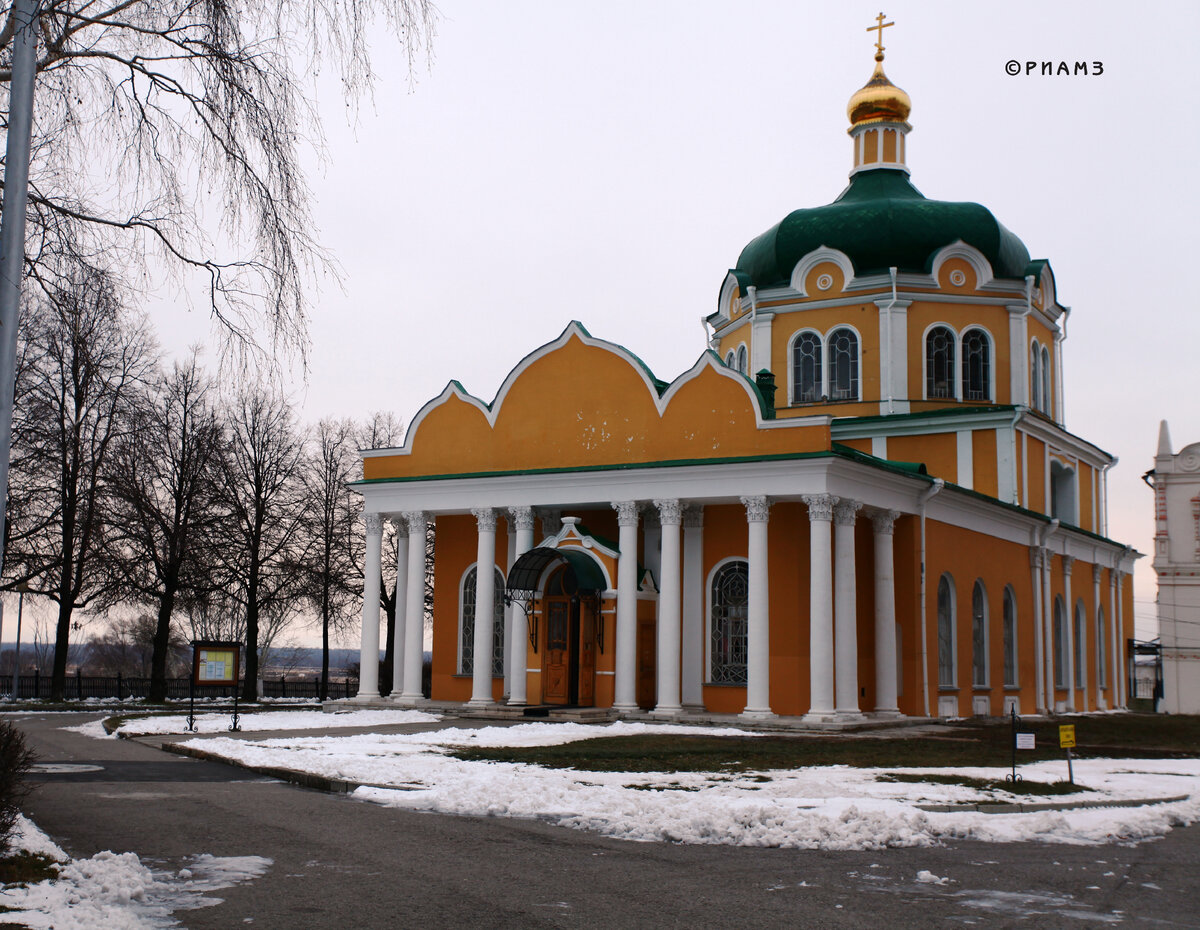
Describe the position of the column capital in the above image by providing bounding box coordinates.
[833,499,862,527]
[508,505,535,531]
[472,507,497,532]
[612,500,640,527]
[740,495,769,524]
[682,504,705,529]
[869,508,899,535]
[389,515,409,538]
[402,510,428,534]
[364,512,384,535]
[654,498,683,526]
[1030,548,1044,569]
[802,493,836,522]
[1062,553,1075,576]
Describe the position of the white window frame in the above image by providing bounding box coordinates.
[937,573,957,689]
[1074,598,1087,690]
[971,579,989,688]
[1030,339,1042,411]
[825,324,861,402]
[960,326,994,402]
[458,562,507,677]
[787,328,824,404]
[923,322,957,400]
[1002,585,1018,688]
[1053,595,1067,690]
[706,557,750,685]
[735,343,749,376]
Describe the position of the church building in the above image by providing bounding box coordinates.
[353,18,1137,722]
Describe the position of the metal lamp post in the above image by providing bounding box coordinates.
[11,581,28,698]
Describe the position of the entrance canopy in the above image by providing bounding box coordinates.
[506,546,606,595]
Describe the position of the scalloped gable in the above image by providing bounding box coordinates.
[363,324,831,480]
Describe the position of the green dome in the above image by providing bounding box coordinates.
[735,169,1031,288]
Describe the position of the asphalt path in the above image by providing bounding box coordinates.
[12,713,1200,928]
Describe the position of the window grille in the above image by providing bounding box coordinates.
[962,329,990,401]
[937,574,955,688]
[926,326,956,398]
[736,344,748,376]
[1074,601,1086,689]
[710,561,749,684]
[1040,346,1052,415]
[1053,597,1067,689]
[971,581,988,687]
[460,565,506,677]
[1002,587,1018,687]
[792,332,822,402]
[827,328,859,401]
[1030,342,1041,410]
[1096,606,1107,689]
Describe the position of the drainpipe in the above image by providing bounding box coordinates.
[918,478,945,717]
[885,267,898,414]
[1099,457,1117,537]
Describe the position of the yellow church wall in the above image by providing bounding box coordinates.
[770,302,880,413]
[767,501,809,716]
[972,429,999,498]
[904,300,1015,406]
[924,521,1041,717]
[366,332,832,482]
[1078,464,1095,533]
[838,437,872,455]
[886,432,958,483]
[1025,435,1046,514]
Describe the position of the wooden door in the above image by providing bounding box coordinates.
[636,616,656,710]
[577,600,596,706]
[543,600,570,705]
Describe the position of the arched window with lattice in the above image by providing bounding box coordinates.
[926,326,956,399]
[961,328,991,401]
[460,564,506,677]
[791,331,823,403]
[827,327,859,401]
[709,560,749,684]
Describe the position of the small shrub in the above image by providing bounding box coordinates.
[0,722,35,851]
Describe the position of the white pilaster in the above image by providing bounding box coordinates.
[399,511,428,703]
[1115,570,1126,707]
[652,499,683,715]
[612,501,640,712]
[1041,551,1054,712]
[802,494,836,721]
[750,311,773,376]
[502,528,516,700]
[391,519,409,699]
[740,495,774,720]
[875,297,911,415]
[1030,549,1046,713]
[1063,555,1075,711]
[508,506,535,706]
[834,499,864,719]
[956,430,974,490]
[1109,569,1121,708]
[871,510,901,716]
[1008,304,1029,407]
[469,508,497,706]
[1094,563,1104,706]
[357,512,383,699]
[681,505,705,709]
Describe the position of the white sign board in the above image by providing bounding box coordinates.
[1016,733,1036,750]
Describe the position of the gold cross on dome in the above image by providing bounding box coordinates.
[868,12,894,58]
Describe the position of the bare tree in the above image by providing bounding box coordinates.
[298,417,358,699]
[0,1,437,362]
[219,388,305,700]
[5,265,154,699]
[105,353,224,701]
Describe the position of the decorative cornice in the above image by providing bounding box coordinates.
[740,495,769,523]
[613,500,640,527]
[654,498,683,526]
[869,508,899,535]
[508,505,535,531]
[833,499,863,527]
[364,512,384,535]
[802,493,836,522]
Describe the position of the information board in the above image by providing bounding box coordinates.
[1016,733,1036,750]
[192,641,241,687]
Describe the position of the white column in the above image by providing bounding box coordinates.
[834,499,864,718]
[1062,555,1075,712]
[502,527,516,700]
[1041,551,1054,712]
[1109,568,1121,708]
[1030,549,1046,713]
[508,506,535,706]
[681,505,705,710]
[357,512,383,699]
[740,495,774,720]
[802,494,836,721]
[871,510,901,716]
[391,519,409,699]
[612,501,640,712]
[1093,563,1104,707]
[469,508,497,706]
[652,499,682,715]
[1115,570,1126,707]
[399,511,428,703]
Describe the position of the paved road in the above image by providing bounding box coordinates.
[13,713,1200,928]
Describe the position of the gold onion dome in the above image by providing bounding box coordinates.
[847,58,911,128]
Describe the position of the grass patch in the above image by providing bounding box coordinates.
[877,772,1084,795]
[448,714,1200,774]
[0,851,59,885]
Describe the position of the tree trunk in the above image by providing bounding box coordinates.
[148,587,176,702]
[50,598,73,701]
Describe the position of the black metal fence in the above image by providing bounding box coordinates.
[5,671,359,701]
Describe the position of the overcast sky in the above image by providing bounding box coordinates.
[133,1,1200,646]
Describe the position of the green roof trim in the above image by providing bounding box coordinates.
[735,168,1031,288]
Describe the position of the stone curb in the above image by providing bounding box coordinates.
[916,794,1191,814]
[159,740,362,794]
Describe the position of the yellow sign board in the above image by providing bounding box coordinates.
[1059,724,1076,749]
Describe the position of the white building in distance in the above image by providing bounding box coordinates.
[1149,421,1200,713]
